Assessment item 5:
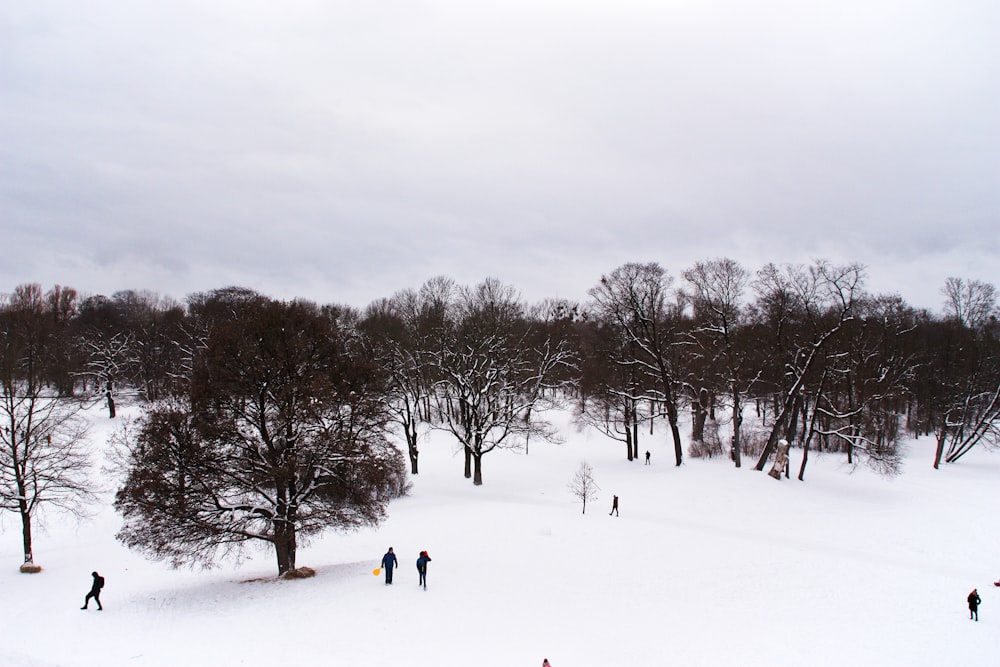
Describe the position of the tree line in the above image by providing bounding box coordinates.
[2,260,998,574]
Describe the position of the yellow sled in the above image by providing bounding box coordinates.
[373,568,381,576]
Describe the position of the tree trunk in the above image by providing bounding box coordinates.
[798,434,810,481]
[768,441,790,480]
[731,388,742,468]
[19,501,34,564]
[472,451,483,486]
[463,444,472,479]
[798,370,826,481]
[784,393,802,444]
[934,428,945,470]
[668,415,683,467]
[408,444,419,475]
[631,403,639,459]
[404,417,419,475]
[273,519,297,575]
[691,388,708,443]
[625,400,635,461]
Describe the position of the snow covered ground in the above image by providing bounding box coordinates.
[2,403,998,667]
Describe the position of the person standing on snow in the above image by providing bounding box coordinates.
[81,571,105,610]
[416,550,432,589]
[968,588,981,621]
[381,547,398,585]
[609,494,619,516]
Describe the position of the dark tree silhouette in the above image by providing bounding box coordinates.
[115,298,406,575]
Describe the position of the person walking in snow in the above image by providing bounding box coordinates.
[381,547,398,585]
[81,571,104,610]
[416,550,431,589]
[609,494,619,516]
[968,588,981,621]
[644,451,651,465]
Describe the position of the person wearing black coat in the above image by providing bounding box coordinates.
[81,571,105,610]
[968,589,981,621]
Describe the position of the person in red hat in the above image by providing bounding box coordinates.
[416,550,432,589]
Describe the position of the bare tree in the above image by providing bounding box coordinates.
[0,285,95,568]
[809,294,916,477]
[575,315,646,460]
[751,261,866,472]
[431,279,576,485]
[588,263,687,466]
[360,279,456,475]
[683,257,755,467]
[568,461,600,514]
[942,277,998,329]
[924,280,1000,467]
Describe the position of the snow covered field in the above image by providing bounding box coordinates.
[2,403,998,667]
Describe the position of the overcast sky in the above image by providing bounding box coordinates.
[2,0,998,313]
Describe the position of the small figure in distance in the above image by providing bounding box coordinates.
[81,571,104,610]
[609,494,619,516]
[381,547,398,585]
[416,550,432,590]
[968,588,981,621]
[645,450,651,465]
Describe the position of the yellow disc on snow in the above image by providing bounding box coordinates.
[373,568,381,576]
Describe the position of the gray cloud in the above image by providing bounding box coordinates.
[2,0,998,311]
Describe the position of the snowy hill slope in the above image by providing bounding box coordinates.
[2,403,998,667]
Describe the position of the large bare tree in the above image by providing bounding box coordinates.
[588,263,686,466]
[0,284,95,568]
[750,261,865,472]
[360,278,455,475]
[929,278,1000,467]
[683,257,754,467]
[431,279,576,485]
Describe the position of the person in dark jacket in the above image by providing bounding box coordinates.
[609,494,619,516]
[381,547,398,585]
[81,571,104,610]
[968,588,981,621]
[416,550,431,589]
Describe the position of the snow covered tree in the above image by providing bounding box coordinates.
[115,298,407,576]
[750,261,865,472]
[921,280,1000,467]
[360,278,455,475]
[683,257,754,467]
[0,284,95,568]
[431,279,576,485]
[809,294,916,477]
